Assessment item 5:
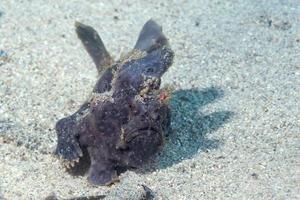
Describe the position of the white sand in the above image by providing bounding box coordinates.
[1,0,299,199]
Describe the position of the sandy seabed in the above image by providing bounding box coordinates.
[1,0,299,199]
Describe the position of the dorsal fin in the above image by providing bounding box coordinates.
[75,22,113,73]
[134,19,168,53]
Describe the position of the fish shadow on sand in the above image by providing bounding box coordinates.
[156,86,234,169]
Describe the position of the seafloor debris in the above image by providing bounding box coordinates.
[55,19,174,185]
[0,50,9,66]
[44,184,154,200]
[45,193,105,200]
